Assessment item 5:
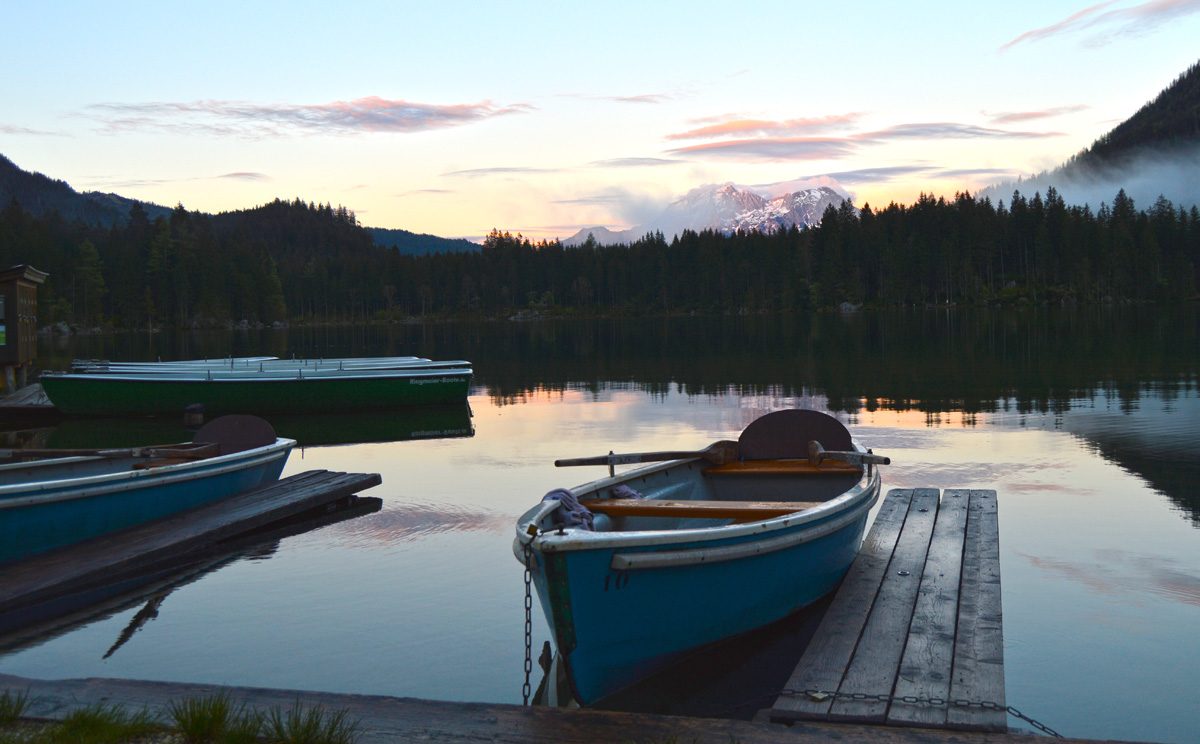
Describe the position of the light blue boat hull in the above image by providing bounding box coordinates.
[0,440,293,563]
[516,457,880,705]
[538,513,866,703]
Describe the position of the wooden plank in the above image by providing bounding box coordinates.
[771,488,913,722]
[0,471,381,623]
[0,383,52,407]
[585,499,821,520]
[827,488,941,724]
[0,672,1136,744]
[887,489,969,728]
[948,490,1006,732]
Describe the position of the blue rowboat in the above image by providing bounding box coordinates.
[0,415,294,563]
[513,409,887,705]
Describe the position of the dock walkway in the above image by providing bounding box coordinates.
[0,470,381,635]
[771,488,1004,733]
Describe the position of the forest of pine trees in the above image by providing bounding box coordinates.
[0,186,1196,330]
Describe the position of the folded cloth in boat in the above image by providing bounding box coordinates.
[611,485,644,499]
[542,488,594,530]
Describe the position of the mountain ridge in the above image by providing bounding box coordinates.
[565,183,848,246]
[0,153,473,255]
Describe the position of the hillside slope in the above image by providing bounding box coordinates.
[980,60,1200,209]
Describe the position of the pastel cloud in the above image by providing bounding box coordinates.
[668,122,1060,162]
[84,96,532,137]
[666,113,865,140]
[0,124,63,136]
[854,122,1063,141]
[1000,0,1200,50]
[91,171,271,189]
[667,136,861,162]
[588,157,683,168]
[442,166,559,178]
[607,94,670,104]
[397,188,455,196]
[798,165,1020,185]
[558,92,671,104]
[984,105,1090,124]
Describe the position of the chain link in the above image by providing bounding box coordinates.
[772,688,1062,738]
[522,542,534,706]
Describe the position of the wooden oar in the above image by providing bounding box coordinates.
[0,442,220,462]
[555,440,740,469]
[807,440,890,467]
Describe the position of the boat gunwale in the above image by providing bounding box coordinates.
[517,443,879,554]
[40,368,473,384]
[0,438,296,507]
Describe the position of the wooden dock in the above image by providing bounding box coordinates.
[771,488,1004,733]
[0,470,381,635]
[0,383,61,424]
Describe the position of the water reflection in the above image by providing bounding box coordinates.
[0,404,473,452]
[37,308,1199,414]
[1017,550,1200,609]
[0,496,382,655]
[317,501,508,547]
[532,599,830,719]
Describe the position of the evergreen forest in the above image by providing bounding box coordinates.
[1,185,1197,331]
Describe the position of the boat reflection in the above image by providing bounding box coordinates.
[19,403,474,450]
[0,495,381,655]
[531,598,829,719]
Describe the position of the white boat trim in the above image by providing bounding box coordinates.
[41,367,473,384]
[0,438,295,509]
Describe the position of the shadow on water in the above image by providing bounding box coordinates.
[0,493,382,655]
[533,597,830,719]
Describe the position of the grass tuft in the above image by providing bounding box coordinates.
[167,691,233,744]
[0,691,30,725]
[165,691,267,744]
[266,701,360,744]
[51,702,160,744]
[217,708,263,744]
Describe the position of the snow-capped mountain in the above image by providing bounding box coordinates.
[565,183,848,246]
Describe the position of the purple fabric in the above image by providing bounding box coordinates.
[611,485,644,499]
[542,488,594,531]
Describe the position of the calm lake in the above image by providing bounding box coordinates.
[2,307,1198,743]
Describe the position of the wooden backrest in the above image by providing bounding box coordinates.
[737,409,852,461]
[193,415,278,455]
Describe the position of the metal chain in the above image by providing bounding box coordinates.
[771,688,1062,738]
[522,543,534,706]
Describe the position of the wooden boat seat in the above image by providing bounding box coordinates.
[133,458,198,470]
[585,499,822,521]
[703,460,860,476]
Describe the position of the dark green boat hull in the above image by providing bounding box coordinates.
[40,372,472,416]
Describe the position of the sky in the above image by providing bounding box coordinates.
[3,0,1200,241]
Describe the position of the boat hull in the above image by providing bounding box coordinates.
[516,459,879,705]
[40,371,472,415]
[0,439,293,563]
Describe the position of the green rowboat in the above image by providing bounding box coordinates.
[40,365,472,416]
